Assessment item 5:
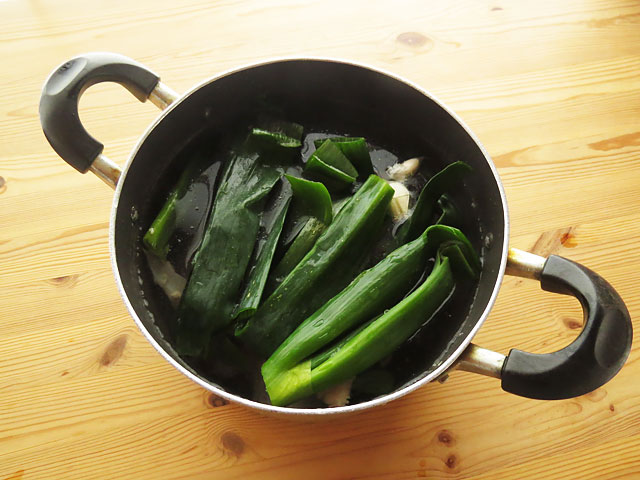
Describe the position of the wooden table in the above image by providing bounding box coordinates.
[2,1,639,478]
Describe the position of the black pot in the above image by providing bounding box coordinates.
[39,53,632,417]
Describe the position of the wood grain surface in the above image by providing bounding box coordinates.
[1,0,639,478]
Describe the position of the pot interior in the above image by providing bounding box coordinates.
[113,59,507,407]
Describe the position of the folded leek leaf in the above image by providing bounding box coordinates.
[397,161,472,244]
[262,228,433,382]
[176,151,280,355]
[313,137,373,177]
[252,120,303,148]
[305,157,356,188]
[176,124,303,356]
[285,175,333,225]
[304,140,357,190]
[268,176,333,286]
[236,174,394,357]
[262,225,479,406]
[143,158,201,258]
[308,251,456,396]
[270,217,325,286]
[311,140,358,178]
[236,180,293,320]
[436,194,462,228]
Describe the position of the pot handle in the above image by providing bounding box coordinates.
[39,52,179,188]
[456,248,632,400]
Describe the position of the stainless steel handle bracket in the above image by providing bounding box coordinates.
[455,343,505,379]
[148,81,180,111]
[89,154,122,189]
[89,81,179,190]
[438,249,547,383]
[506,247,546,280]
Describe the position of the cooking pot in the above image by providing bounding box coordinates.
[39,52,632,417]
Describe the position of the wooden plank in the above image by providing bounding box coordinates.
[1,0,639,479]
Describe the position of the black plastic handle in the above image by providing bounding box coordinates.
[39,52,160,173]
[502,255,632,400]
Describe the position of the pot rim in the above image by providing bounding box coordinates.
[109,55,510,416]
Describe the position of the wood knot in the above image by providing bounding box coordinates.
[609,403,615,412]
[221,431,245,457]
[563,317,582,330]
[560,231,577,248]
[100,334,128,367]
[207,393,229,408]
[445,454,458,469]
[491,6,503,11]
[396,32,431,48]
[47,274,80,287]
[0,176,6,194]
[531,226,577,256]
[437,429,455,446]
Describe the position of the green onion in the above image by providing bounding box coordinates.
[251,120,303,148]
[262,225,479,406]
[397,161,472,243]
[436,194,462,227]
[304,140,358,190]
[236,181,292,319]
[143,159,200,258]
[268,176,333,286]
[285,175,333,225]
[313,137,373,177]
[236,174,394,357]
[262,227,435,382]
[270,217,325,285]
[309,252,456,394]
[176,122,303,356]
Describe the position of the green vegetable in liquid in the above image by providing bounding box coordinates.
[270,217,326,285]
[269,176,333,286]
[143,159,200,258]
[236,174,394,357]
[436,194,462,227]
[304,140,358,190]
[177,126,302,356]
[310,253,456,394]
[351,368,395,397]
[262,225,479,406]
[262,226,437,383]
[397,161,472,243]
[148,122,482,408]
[285,174,333,225]
[313,137,373,176]
[251,120,303,148]
[236,181,292,319]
